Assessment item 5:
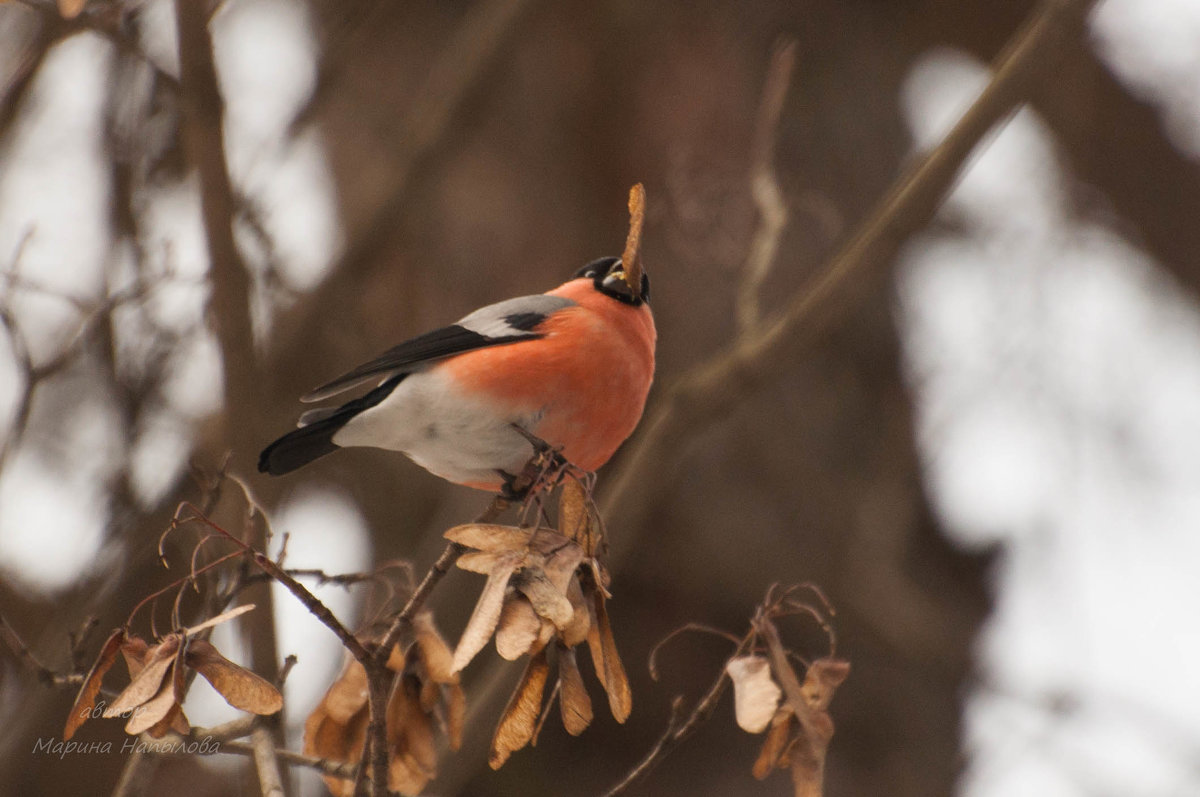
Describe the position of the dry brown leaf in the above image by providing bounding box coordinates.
[489,645,550,769]
[305,698,363,761]
[120,635,149,679]
[456,550,508,574]
[147,638,191,738]
[515,568,575,631]
[445,523,533,551]
[144,696,189,738]
[586,590,631,723]
[124,659,180,735]
[558,479,590,541]
[389,754,430,797]
[753,709,797,779]
[726,655,783,734]
[103,636,180,718]
[444,681,466,751]
[557,646,593,736]
[495,594,543,661]
[561,577,591,648]
[187,638,283,715]
[400,681,437,778]
[324,656,370,723]
[801,658,851,713]
[64,628,124,740]
[408,612,466,751]
[453,553,521,672]
[306,701,367,797]
[182,604,258,636]
[387,675,436,795]
[385,643,408,672]
[307,702,367,760]
[538,539,585,593]
[305,655,370,797]
[303,622,464,795]
[412,611,456,685]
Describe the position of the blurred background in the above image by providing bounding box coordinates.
[1,0,1199,795]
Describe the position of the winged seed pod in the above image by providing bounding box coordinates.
[67,607,282,741]
[445,524,585,672]
[100,634,282,737]
[446,522,631,723]
[726,655,783,734]
[64,628,126,740]
[450,482,632,770]
[749,655,851,783]
[304,611,463,797]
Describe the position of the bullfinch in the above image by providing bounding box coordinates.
[257,256,655,491]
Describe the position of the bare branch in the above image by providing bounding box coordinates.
[736,37,797,333]
[151,720,360,781]
[250,722,287,797]
[0,612,82,689]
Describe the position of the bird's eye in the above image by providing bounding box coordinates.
[574,256,619,280]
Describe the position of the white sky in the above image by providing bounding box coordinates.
[1,0,1199,794]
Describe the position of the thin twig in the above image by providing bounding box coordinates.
[250,722,287,797]
[0,256,157,473]
[173,504,370,662]
[601,630,756,797]
[154,725,360,781]
[255,551,371,663]
[110,748,156,797]
[736,37,797,334]
[758,618,825,797]
[0,613,82,689]
[604,582,842,796]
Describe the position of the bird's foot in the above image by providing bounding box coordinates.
[504,425,574,500]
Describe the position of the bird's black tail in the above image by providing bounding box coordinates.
[258,375,405,476]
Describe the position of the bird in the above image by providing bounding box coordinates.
[257,256,655,492]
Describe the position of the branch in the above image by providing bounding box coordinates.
[736,38,797,334]
[173,0,259,427]
[0,612,82,689]
[250,722,287,797]
[602,631,756,797]
[0,251,160,473]
[151,719,359,781]
[601,0,1101,543]
[285,0,535,315]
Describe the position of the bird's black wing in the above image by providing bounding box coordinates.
[301,294,575,402]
